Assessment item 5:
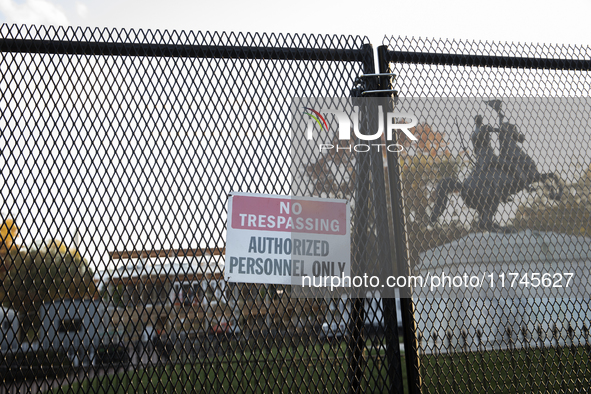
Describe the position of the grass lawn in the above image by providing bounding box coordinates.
[419,345,591,393]
[50,340,591,393]
[51,341,395,394]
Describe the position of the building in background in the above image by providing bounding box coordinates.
[106,248,231,339]
[104,248,305,339]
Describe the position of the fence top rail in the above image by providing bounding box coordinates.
[0,38,373,62]
[384,49,591,71]
[0,24,372,62]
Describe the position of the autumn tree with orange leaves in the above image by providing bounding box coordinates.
[0,216,20,305]
[0,216,19,271]
[396,123,471,263]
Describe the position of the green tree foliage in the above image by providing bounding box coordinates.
[3,239,97,316]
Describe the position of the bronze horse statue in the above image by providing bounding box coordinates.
[429,101,563,233]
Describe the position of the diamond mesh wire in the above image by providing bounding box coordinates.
[383,36,591,393]
[7,25,589,394]
[0,24,400,393]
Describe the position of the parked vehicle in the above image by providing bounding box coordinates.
[39,299,126,367]
[95,342,129,367]
[210,319,241,335]
[364,295,403,334]
[0,307,19,353]
[321,321,348,341]
[321,295,403,341]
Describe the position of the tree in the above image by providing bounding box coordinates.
[306,121,471,266]
[0,216,20,305]
[511,166,586,235]
[396,123,473,265]
[0,216,19,271]
[3,238,97,327]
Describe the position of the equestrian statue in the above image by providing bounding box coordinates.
[429,99,563,233]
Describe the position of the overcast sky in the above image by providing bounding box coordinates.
[0,0,590,48]
[1,0,589,271]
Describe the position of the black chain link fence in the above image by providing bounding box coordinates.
[382,36,591,393]
[1,24,590,394]
[0,24,406,394]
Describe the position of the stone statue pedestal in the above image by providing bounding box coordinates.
[414,230,591,352]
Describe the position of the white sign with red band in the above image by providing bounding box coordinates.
[225,193,350,285]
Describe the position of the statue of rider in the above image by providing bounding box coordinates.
[472,115,530,201]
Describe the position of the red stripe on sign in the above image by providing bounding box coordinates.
[231,196,347,235]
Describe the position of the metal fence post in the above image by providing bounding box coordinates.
[347,43,375,394]
[347,43,405,394]
[363,53,405,394]
[377,44,422,394]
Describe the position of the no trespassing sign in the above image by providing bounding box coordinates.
[225,193,350,286]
